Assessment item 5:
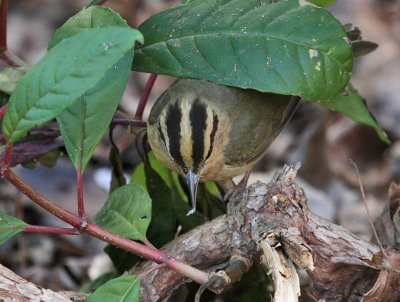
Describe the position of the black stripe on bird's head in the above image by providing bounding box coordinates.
[189,99,207,173]
[157,97,221,215]
[164,102,186,172]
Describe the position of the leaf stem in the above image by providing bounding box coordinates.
[0,49,26,67]
[141,237,157,250]
[24,225,79,235]
[111,117,147,128]
[135,74,157,120]
[3,167,210,285]
[77,167,85,218]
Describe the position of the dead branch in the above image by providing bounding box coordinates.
[0,264,88,302]
[134,164,400,302]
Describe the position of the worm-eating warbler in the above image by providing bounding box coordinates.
[147,79,299,214]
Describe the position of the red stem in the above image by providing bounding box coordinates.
[77,168,85,217]
[0,105,6,120]
[24,225,79,235]
[3,167,209,285]
[135,74,157,120]
[0,0,8,51]
[0,1,25,67]
[96,0,109,6]
[0,49,25,67]
[2,143,12,167]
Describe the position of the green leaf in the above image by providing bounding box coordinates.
[2,27,143,143]
[306,0,336,7]
[104,245,141,274]
[94,184,151,242]
[131,152,172,189]
[50,7,136,172]
[0,213,27,245]
[134,0,352,100]
[0,67,28,94]
[130,153,206,246]
[109,144,127,193]
[131,152,188,202]
[142,160,178,247]
[87,275,140,302]
[81,272,119,293]
[57,53,133,172]
[48,6,129,49]
[319,85,389,143]
[147,166,207,239]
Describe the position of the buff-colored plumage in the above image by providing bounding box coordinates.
[147,79,299,182]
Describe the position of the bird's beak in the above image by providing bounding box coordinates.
[186,170,200,216]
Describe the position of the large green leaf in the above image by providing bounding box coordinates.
[0,213,27,245]
[48,6,129,49]
[94,184,151,242]
[134,0,352,100]
[2,27,142,143]
[87,275,140,302]
[319,85,389,143]
[49,6,137,172]
[57,53,133,172]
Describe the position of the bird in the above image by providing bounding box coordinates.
[147,79,299,215]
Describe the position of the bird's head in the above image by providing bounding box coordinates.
[147,87,230,215]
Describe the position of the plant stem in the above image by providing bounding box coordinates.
[2,143,12,167]
[3,167,210,285]
[111,117,147,128]
[4,168,83,228]
[97,0,109,5]
[135,74,157,120]
[85,223,209,285]
[24,225,79,235]
[0,49,26,67]
[77,168,85,218]
[0,0,8,51]
[0,105,6,120]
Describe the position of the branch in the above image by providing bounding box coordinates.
[2,168,210,286]
[0,264,88,301]
[132,164,400,301]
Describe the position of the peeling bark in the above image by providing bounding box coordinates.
[133,165,400,301]
[0,264,87,302]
